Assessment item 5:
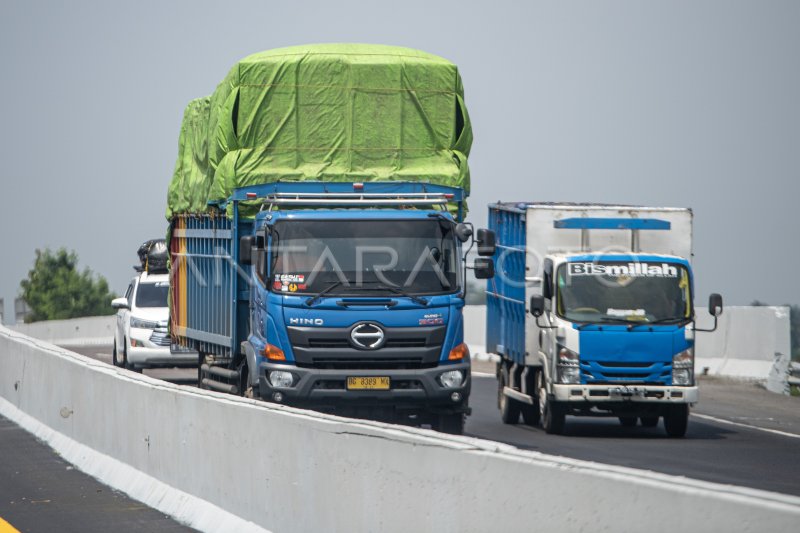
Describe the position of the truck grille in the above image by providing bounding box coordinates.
[288,325,445,369]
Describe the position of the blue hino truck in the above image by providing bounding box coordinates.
[170,182,495,434]
[166,45,495,434]
[486,203,723,437]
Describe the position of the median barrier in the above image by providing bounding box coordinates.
[1,325,799,532]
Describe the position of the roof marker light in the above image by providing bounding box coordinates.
[353,183,364,191]
[246,192,258,199]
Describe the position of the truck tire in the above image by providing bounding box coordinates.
[521,403,540,426]
[619,416,638,427]
[538,371,565,435]
[498,369,520,424]
[197,351,206,389]
[664,405,689,437]
[435,413,465,435]
[640,416,659,427]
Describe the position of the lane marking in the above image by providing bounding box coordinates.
[693,413,800,440]
[471,371,494,378]
[0,516,20,533]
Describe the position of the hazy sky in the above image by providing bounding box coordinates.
[1,1,798,323]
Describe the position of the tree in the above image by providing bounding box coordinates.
[19,248,117,322]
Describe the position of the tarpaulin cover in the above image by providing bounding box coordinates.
[166,44,472,217]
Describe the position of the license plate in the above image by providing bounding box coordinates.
[346,376,391,391]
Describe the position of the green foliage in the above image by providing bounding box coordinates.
[19,248,117,322]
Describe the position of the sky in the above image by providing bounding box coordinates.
[1,0,798,323]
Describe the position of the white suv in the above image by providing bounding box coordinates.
[111,272,195,372]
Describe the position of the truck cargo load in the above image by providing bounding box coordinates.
[166,44,473,217]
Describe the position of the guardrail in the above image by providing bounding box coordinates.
[1,325,799,532]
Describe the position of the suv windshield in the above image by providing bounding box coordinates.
[270,219,460,296]
[556,261,692,324]
[136,281,169,308]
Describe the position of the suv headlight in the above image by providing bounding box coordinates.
[130,316,159,329]
[672,347,694,386]
[557,345,581,384]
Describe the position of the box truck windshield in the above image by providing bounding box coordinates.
[270,219,461,296]
[556,262,692,323]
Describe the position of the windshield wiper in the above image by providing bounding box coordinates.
[629,317,689,329]
[576,317,644,330]
[304,281,347,306]
[354,281,430,306]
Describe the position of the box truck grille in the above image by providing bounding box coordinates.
[306,358,430,370]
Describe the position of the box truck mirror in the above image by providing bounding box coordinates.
[455,223,473,243]
[477,229,496,256]
[240,236,254,265]
[474,258,495,279]
[708,293,723,317]
[530,295,545,317]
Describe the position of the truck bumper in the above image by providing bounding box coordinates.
[257,361,471,416]
[553,384,698,404]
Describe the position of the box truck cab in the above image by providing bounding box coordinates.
[487,203,722,437]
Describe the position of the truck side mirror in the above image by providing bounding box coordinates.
[474,257,494,279]
[240,235,254,265]
[530,295,545,317]
[708,293,723,317]
[477,229,496,256]
[455,223,473,243]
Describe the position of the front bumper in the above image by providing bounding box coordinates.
[127,345,196,368]
[258,361,471,415]
[553,383,698,404]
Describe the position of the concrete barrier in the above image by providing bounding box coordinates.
[694,306,791,393]
[1,325,799,532]
[9,315,115,346]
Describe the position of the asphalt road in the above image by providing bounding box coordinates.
[465,367,800,496]
[2,344,797,532]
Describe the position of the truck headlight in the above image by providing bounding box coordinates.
[557,345,581,384]
[439,370,464,389]
[130,316,159,329]
[672,347,694,386]
[268,370,295,388]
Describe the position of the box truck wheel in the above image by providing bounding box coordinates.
[538,371,565,434]
[498,368,520,424]
[664,404,689,437]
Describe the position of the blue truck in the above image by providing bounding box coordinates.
[486,203,723,437]
[169,181,495,434]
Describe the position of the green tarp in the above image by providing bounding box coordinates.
[166,44,472,218]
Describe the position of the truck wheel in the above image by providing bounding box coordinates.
[498,369,520,424]
[664,405,689,437]
[618,416,638,427]
[538,372,565,434]
[640,416,659,427]
[435,413,465,435]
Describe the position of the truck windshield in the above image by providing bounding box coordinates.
[269,219,460,296]
[556,261,692,324]
[136,281,169,308]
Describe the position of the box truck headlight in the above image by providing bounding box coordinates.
[130,316,159,330]
[672,347,694,386]
[439,370,465,389]
[268,371,295,388]
[557,345,581,384]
